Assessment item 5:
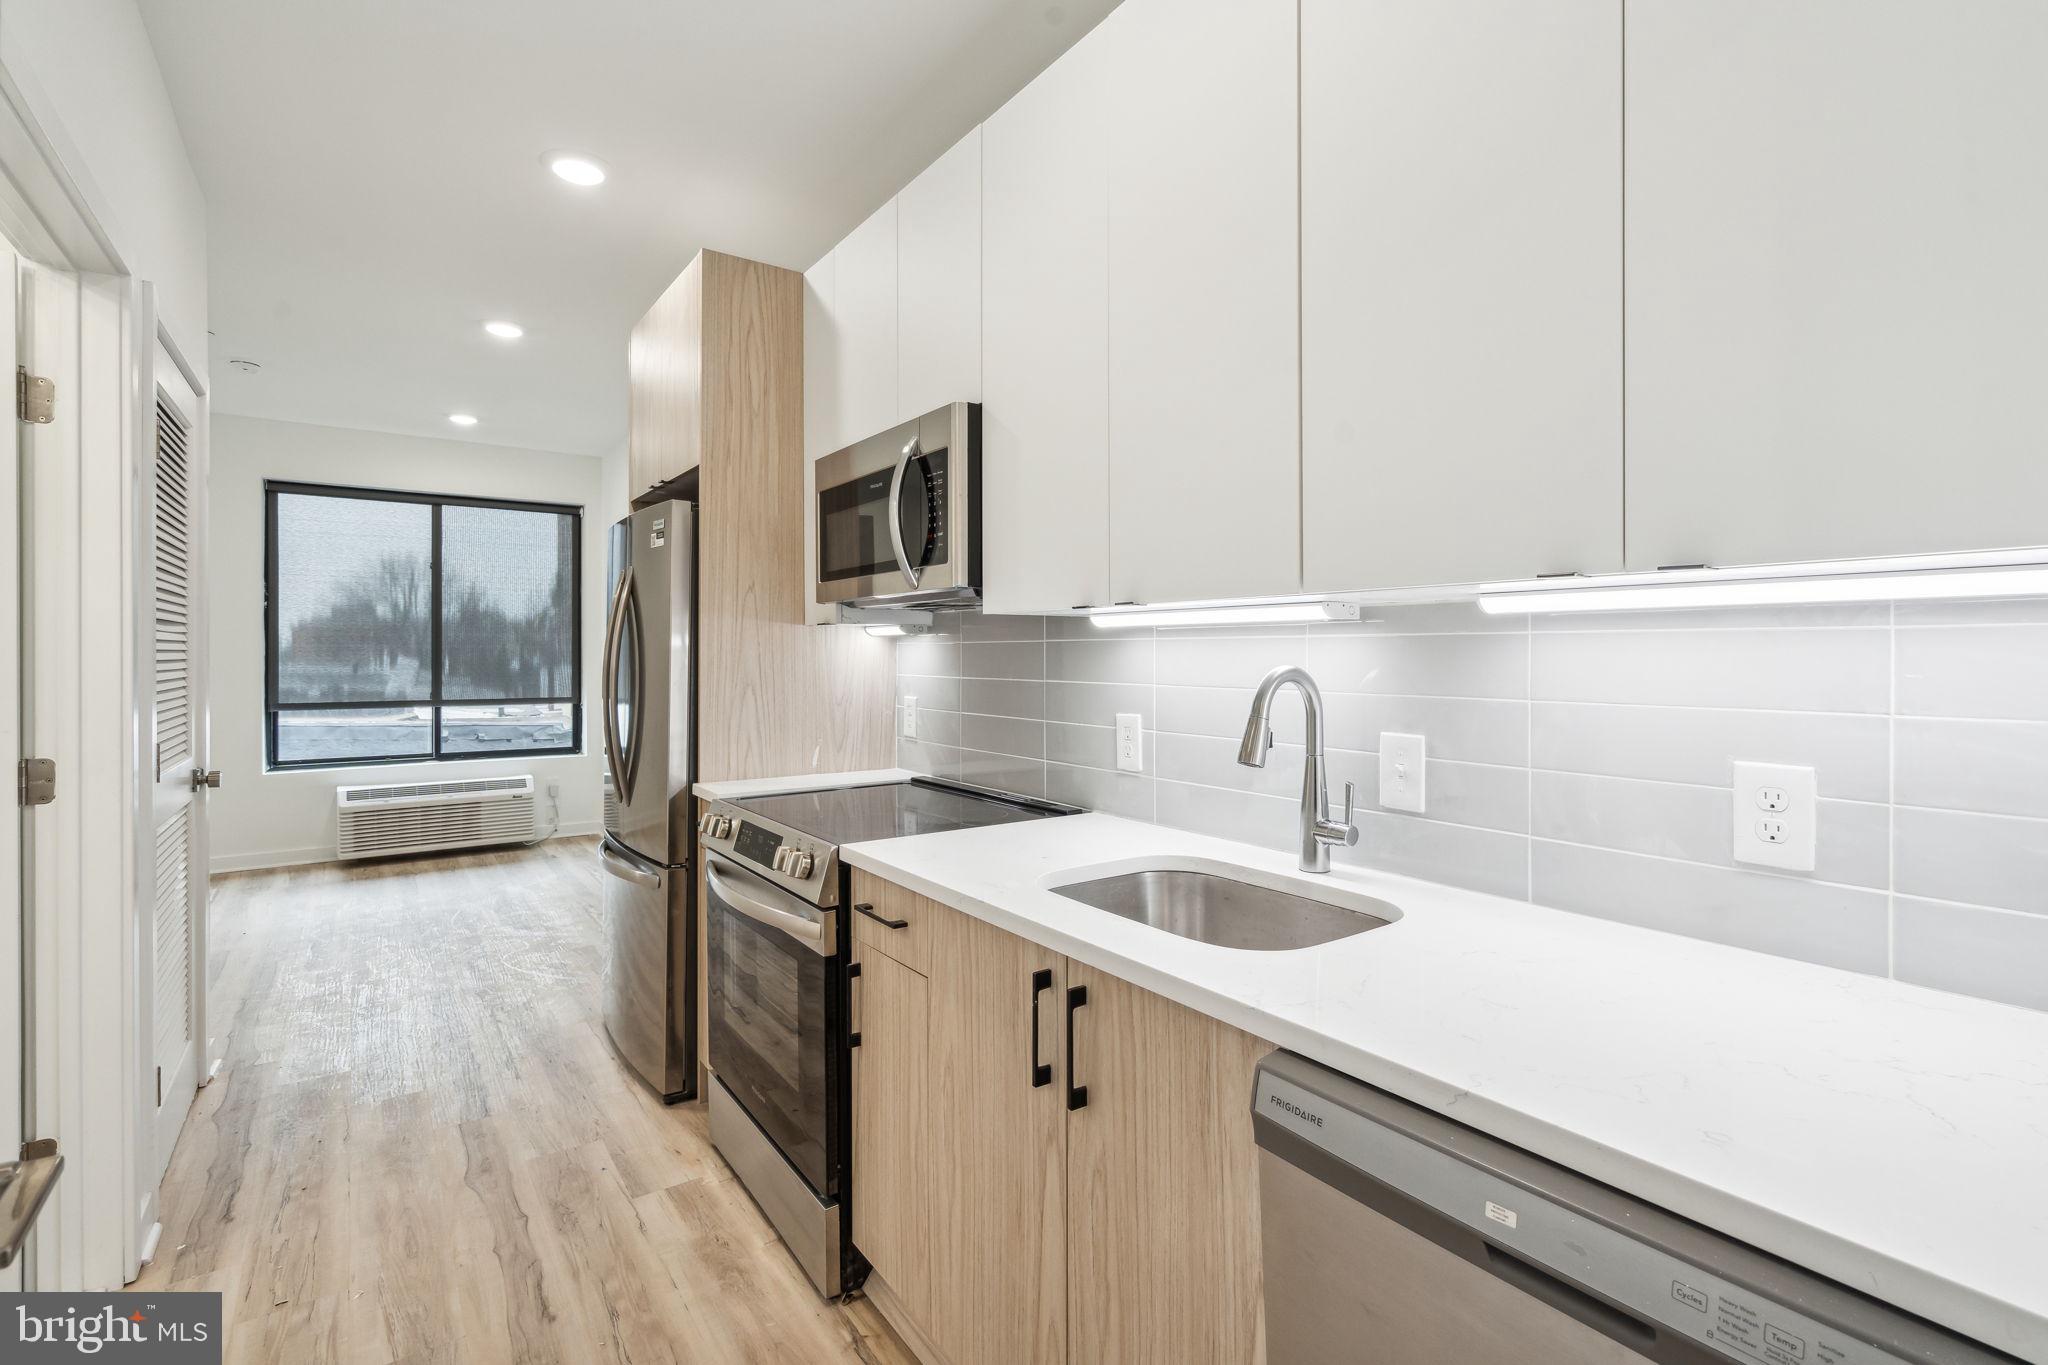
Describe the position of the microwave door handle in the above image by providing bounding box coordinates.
[707,862,832,956]
[888,438,922,590]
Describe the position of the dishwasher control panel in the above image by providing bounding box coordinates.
[1252,1056,2010,1365]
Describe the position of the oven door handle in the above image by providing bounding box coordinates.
[708,860,832,956]
[887,437,923,591]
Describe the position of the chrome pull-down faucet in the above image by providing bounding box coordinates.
[1238,665,1360,873]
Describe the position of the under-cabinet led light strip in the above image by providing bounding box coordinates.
[1478,560,2048,615]
[1087,600,1362,629]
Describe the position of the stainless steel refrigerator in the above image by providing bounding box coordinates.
[598,499,696,1102]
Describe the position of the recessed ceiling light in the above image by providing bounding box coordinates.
[448,413,479,427]
[546,153,606,187]
[228,357,261,374]
[483,320,524,340]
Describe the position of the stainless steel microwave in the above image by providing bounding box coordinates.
[814,402,980,609]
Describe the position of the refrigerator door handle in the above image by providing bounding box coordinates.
[602,564,640,803]
[599,840,663,890]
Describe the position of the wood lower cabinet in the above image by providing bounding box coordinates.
[850,867,933,976]
[851,937,932,1329]
[850,874,1269,1365]
[926,905,1069,1365]
[1064,962,1269,1365]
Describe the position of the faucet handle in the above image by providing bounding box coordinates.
[1340,781,1361,846]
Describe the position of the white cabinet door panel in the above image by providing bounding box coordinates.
[1107,0,1300,605]
[804,254,838,624]
[834,198,899,455]
[1626,0,2048,570]
[804,253,839,462]
[982,32,1112,614]
[899,128,983,421]
[1301,0,1623,592]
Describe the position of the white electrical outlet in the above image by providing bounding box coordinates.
[1732,761,1816,871]
[902,695,918,739]
[1116,713,1144,773]
[1379,733,1426,813]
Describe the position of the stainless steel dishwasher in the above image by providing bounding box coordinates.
[1252,1052,2016,1365]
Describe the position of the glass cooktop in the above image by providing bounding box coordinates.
[730,779,1070,848]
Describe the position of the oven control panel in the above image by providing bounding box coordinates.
[698,803,838,906]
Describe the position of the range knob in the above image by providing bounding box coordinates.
[696,813,715,835]
[788,852,816,878]
[772,846,794,873]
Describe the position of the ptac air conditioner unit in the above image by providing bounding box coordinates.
[335,775,538,860]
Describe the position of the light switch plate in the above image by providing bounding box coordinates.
[1379,733,1426,813]
[902,696,918,739]
[1732,761,1816,871]
[1116,714,1144,773]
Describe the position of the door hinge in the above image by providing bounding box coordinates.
[18,757,54,807]
[20,1137,57,1161]
[15,366,53,424]
[155,1066,162,1108]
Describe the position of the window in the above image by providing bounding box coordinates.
[265,482,580,768]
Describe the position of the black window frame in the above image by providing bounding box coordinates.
[263,479,583,771]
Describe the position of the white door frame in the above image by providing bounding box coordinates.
[0,52,183,1290]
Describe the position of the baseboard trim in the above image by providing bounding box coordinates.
[210,845,335,875]
[209,821,603,876]
[859,1273,950,1365]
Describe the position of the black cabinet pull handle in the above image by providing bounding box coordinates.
[854,901,909,930]
[1029,968,1053,1087]
[1065,984,1088,1110]
[848,960,862,1048]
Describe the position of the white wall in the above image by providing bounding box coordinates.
[0,0,208,373]
[208,414,608,871]
[599,438,629,524]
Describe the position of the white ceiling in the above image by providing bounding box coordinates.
[137,0,1120,457]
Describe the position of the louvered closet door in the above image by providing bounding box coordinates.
[147,360,207,1181]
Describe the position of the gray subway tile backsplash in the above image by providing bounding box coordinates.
[1893,897,2048,1012]
[1896,623,2048,721]
[895,602,2048,1012]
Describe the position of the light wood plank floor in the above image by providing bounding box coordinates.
[136,837,914,1365]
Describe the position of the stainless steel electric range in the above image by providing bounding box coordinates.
[696,776,1075,1297]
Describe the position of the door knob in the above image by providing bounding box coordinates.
[191,768,221,791]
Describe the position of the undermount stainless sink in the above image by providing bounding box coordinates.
[1052,868,1394,951]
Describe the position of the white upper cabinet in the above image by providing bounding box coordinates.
[897,128,982,420]
[804,253,839,462]
[1301,0,1623,592]
[1626,0,2048,571]
[803,255,838,624]
[981,29,1112,614]
[833,198,898,454]
[1106,0,1300,606]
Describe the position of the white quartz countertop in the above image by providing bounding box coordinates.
[691,768,916,802]
[842,813,2048,1362]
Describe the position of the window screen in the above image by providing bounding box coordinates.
[265,482,580,768]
